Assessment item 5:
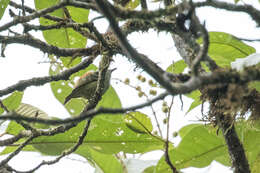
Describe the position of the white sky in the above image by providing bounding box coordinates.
[0,0,260,172]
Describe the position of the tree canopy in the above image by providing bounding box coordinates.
[0,0,260,173]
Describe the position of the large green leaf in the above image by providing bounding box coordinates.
[0,0,9,20]
[252,153,260,173]
[156,121,260,172]
[236,120,260,170]
[156,124,227,172]
[85,117,164,154]
[95,86,123,122]
[34,0,88,49]
[0,91,23,114]
[198,32,255,68]
[1,118,163,172]
[2,118,163,155]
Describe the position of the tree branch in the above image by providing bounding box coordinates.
[216,114,250,173]
[0,1,68,32]
[9,1,65,22]
[94,0,179,95]
[195,0,260,26]
[0,92,169,125]
[0,34,100,57]
[11,120,92,173]
[0,56,94,97]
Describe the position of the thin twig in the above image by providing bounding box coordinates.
[13,120,92,173]
[0,1,68,32]
[0,132,30,146]
[164,97,178,173]
[195,0,260,26]
[0,135,35,166]
[9,1,64,22]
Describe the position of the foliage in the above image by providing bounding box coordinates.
[0,0,260,173]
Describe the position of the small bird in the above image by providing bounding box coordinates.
[64,68,116,104]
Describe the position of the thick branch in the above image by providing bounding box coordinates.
[0,34,100,57]
[95,0,178,95]
[216,114,250,173]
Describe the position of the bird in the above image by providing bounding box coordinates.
[64,68,116,104]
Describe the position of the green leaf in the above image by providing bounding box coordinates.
[156,125,227,172]
[166,60,187,74]
[0,144,35,155]
[26,118,163,155]
[0,0,9,20]
[185,90,202,113]
[143,166,156,173]
[66,6,90,23]
[77,146,123,173]
[1,119,164,165]
[34,0,89,52]
[156,121,260,171]
[124,111,153,134]
[5,121,25,135]
[86,117,163,154]
[126,0,140,9]
[178,124,202,138]
[198,32,255,68]
[0,91,23,114]
[95,86,123,123]
[252,154,260,173]
[249,81,260,93]
[235,120,260,170]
